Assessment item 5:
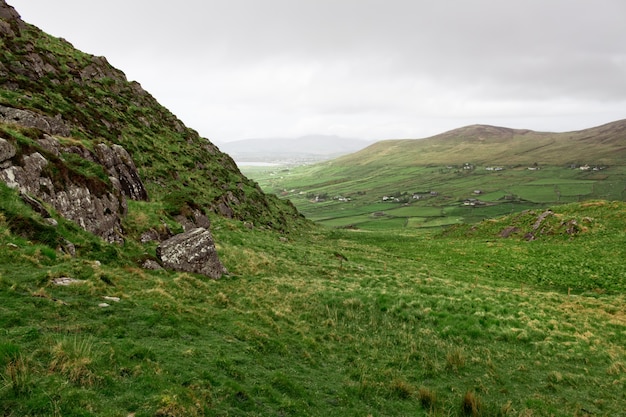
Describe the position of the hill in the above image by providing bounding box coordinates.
[335,121,626,166]
[245,120,626,229]
[2,2,626,416]
[216,135,373,165]
[0,0,303,233]
[2,187,626,415]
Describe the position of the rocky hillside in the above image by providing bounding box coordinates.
[0,0,304,240]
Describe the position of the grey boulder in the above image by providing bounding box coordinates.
[156,227,227,279]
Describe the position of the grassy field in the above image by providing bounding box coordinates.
[3,12,625,416]
[241,163,626,230]
[2,185,625,416]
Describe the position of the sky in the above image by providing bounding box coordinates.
[9,0,626,142]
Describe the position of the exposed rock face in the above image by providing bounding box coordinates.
[0,0,25,35]
[0,105,71,137]
[27,135,148,202]
[94,143,148,201]
[0,137,15,167]
[0,149,125,243]
[156,228,227,279]
[0,131,148,244]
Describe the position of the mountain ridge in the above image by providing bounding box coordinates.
[334,119,626,166]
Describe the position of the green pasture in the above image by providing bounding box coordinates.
[385,205,444,217]
[244,163,626,230]
[2,176,626,416]
[406,216,462,228]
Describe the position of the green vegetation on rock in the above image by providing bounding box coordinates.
[0,12,304,231]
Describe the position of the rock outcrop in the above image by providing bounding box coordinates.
[0,0,24,35]
[0,105,71,137]
[94,143,148,201]
[156,228,227,279]
[174,208,212,232]
[0,127,148,244]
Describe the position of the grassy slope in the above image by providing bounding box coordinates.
[2,185,625,416]
[0,18,303,230]
[336,122,626,167]
[1,7,625,417]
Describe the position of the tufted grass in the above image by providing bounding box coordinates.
[1,194,626,415]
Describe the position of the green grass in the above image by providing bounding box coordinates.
[2,13,626,417]
[2,190,626,416]
[243,163,626,231]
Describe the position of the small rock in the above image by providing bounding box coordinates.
[0,138,16,168]
[20,192,51,217]
[52,277,84,286]
[60,239,76,257]
[532,210,553,230]
[103,296,120,302]
[499,226,519,238]
[140,229,160,243]
[98,303,110,308]
[142,259,163,270]
[7,243,18,249]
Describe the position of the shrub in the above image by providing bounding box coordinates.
[0,344,30,396]
[389,378,414,399]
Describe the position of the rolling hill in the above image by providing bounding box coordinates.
[334,120,626,167]
[2,2,626,416]
[246,120,626,229]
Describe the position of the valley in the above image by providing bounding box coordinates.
[244,162,625,230]
[1,2,625,416]
[242,123,626,230]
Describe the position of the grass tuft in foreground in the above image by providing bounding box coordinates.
[1,198,626,415]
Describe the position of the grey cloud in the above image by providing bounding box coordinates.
[9,0,626,140]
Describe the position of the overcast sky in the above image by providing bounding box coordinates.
[9,0,626,142]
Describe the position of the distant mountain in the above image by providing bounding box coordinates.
[334,120,626,167]
[216,135,374,164]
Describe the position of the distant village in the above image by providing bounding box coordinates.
[381,190,439,203]
[299,162,607,205]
